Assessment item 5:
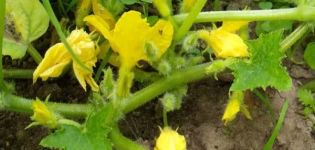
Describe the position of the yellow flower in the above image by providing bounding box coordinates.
[84,10,173,69]
[84,11,173,97]
[222,91,252,125]
[181,0,197,13]
[33,29,99,91]
[31,98,57,128]
[153,0,171,17]
[154,127,187,150]
[198,21,249,58]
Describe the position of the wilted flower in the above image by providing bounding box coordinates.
[222,91,252,125]
[198,21,249,58]
[155,127,187,150]
[31,98,57,128]
[33,29,99,91]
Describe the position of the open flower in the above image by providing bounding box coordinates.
[84,10,173,97]
[33,29,99,91]
[31,98,58,128]
[85,10,173,70]
[198,21,249,58]
[155,127,187,150]
[222,91,252,125]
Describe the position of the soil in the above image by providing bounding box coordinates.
[1,0,315,150]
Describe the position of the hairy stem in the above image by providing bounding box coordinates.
[174,6,315,23]
[3,69,33,79]
[27,45,43,64]
[0,0,6,91]
[174,0,207,41]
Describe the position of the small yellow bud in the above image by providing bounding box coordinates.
[154,127,187,150]
[31,99,58,128]
[222,91,252,125]
[153,0,171,17]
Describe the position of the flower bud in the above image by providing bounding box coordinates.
[155,127,187,150]
[31,99,58,128]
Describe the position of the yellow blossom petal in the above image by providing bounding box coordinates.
[154,127,187,150]
[84,15,111,39]
[31,98,57,128]
[208,29,249,58]
[221,21,249,33]
[198,21,249,59]
[33,43,71,83]
[91,0,115,28]
[147,20,174,58]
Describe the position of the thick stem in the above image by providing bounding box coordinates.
[173,6,315,23]
[122,62,211,114]
[174,0,207,41]
[110,126,147,150]
[3,69,33,79]
[280,23,311,52]
[0,94,91,118]
[0,0,6,91]
[27,45,43,64]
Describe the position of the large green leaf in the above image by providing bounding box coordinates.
[229,31,292,91]
[3,0,49,59]
[40,105,114,150]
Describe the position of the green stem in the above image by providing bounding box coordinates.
[0,94,91,118]
[42,0,91,73]
[122,62,211,114]
[3,69,33,79]
[263,100,289,150]
[27,45,43,64]
[174,0,206,41]
[280,23,311,52]
[94,49,112,82]
[173,6,315,23]
[253,90,276,122]
[0,0,6,91]
[163,109,168,127]
[110,126,146,150]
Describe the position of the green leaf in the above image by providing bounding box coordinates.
[6,0,49,42]
[258,2,273,9]
[120,0,138,5]
[2,38,28,59]
[229,31,292,91]
[4,0,49,59]
[297,88,315,112]
[304,42,315,70]
[40,105,114,150]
